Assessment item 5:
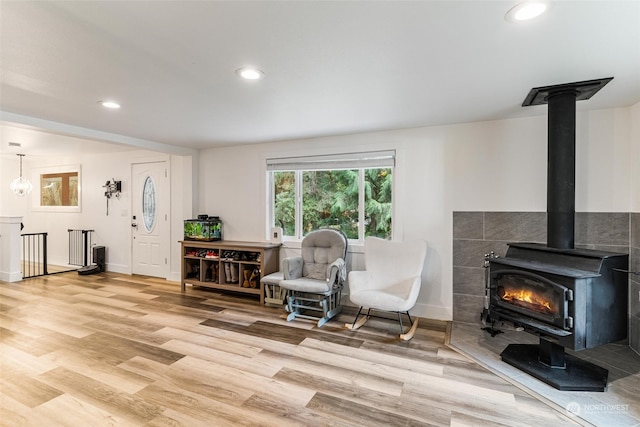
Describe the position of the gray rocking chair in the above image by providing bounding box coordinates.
[278,229,348,327]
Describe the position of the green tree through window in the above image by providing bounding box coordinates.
[273,171,295,236]
[272,168,392,240]
[365,168,392,238]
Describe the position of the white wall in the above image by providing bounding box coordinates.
[630,102,640,213]
[199,106,636,320]
[577,106,635,212]
[170,154,195,281]
[1,149,193,280]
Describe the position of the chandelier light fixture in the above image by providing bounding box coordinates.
[10,154,33,197]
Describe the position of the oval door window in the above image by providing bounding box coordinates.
[142,176,156,232]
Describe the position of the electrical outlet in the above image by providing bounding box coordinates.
[271,227,283,243]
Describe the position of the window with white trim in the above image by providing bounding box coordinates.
[267,150,394,241]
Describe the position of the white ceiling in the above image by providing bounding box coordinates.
[1,1,639,156]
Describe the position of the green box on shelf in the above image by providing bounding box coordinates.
[184,217,223,241]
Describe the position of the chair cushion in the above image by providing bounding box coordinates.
[349,276,421,312]
[260,271,284,286]
[349,289,416,312]
[301,229,347,280]
[279,277,332,293]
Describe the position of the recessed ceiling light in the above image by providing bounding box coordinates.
[505,1,548,22]
[236,67,265,80]
[99,100,121,109]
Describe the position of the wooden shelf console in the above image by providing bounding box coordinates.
[180,240,280,304]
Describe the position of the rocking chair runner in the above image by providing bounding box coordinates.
[346,237,428,340]
[262,228,348,327]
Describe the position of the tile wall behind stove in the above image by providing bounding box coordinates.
[452,211,638,354]
[630,213,640,354]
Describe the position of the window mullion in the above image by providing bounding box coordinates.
[358,169,365,242]
[295,170,303,240]
[268,172,274,238]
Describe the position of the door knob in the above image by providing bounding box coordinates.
[132,223,138,228]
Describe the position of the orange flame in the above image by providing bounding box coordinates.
[500,289,554,314]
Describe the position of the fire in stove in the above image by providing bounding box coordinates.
[497,286,555,315]
[493,272,562,323]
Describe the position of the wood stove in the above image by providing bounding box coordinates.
[482,78,629,392]
[486,243,628,391]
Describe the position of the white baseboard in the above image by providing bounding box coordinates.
[0,270,23,282]
[105,263,130,274]
[100,265,179,282]
[412,302,452,321]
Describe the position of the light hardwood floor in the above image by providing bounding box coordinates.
[0,272,581,426]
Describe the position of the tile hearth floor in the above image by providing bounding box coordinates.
[448,321,640,427]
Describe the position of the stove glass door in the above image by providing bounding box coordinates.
[492,269,570,329]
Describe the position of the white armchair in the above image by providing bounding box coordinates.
[346,237,427,340]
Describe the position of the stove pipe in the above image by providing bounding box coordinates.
[547,90,576,249]
[522,77,613,250]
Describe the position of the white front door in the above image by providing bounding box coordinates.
[132,161,169,278]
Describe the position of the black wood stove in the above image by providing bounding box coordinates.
[482,78,629,392]
[487,243,628,391]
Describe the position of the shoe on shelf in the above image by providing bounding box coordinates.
[243,270,251,287]
[249,268,260,288]
[211,264,218,282]
[205,250,218,259]
[224,263,232,283]
[187,264,200,279]
[231,264,239,283]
